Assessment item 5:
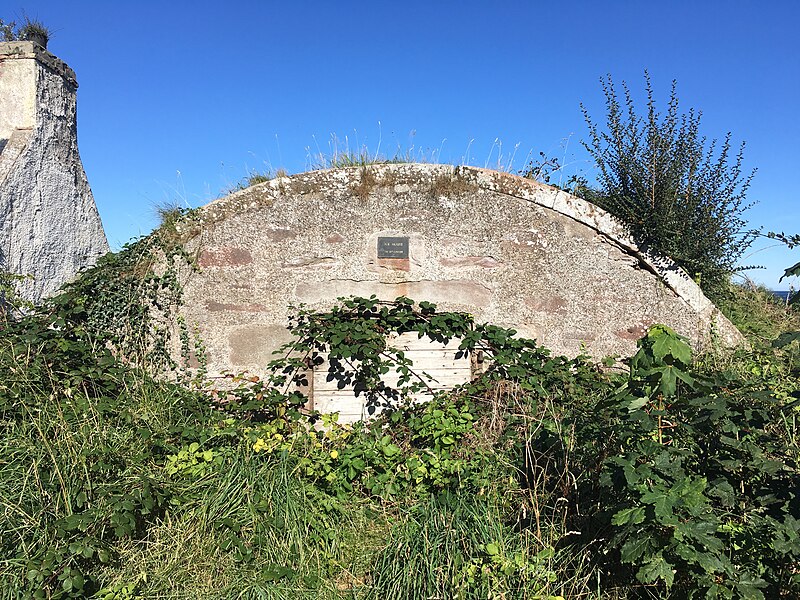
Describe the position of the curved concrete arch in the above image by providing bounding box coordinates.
[455,166,723,321]
[178,163,741,378]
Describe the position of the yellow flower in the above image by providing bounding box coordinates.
[330,450,339,459]
[253,438,267,452]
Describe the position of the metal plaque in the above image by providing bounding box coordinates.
[377,236,409,259]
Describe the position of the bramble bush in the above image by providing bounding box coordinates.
[566,325,800,598]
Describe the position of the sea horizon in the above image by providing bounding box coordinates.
[772,291,795,302]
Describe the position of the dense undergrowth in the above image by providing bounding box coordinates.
[1,241,798,598]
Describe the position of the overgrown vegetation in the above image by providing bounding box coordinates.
[0,15,50,46]
[579,73,758,300]
[1,253,798,599]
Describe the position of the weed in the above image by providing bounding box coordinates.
[18,16,49,47]
[224,168,289,195]
[153,200,186,230]
[430,167,477,198]
[0,14,50,46]
[350,166,379,201]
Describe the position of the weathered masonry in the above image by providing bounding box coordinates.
[0,41,108,301]
[178,164,742,421]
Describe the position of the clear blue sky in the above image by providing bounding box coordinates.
[10,0,799,289]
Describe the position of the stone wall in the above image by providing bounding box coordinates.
[0,41,107,301]
[178,163,742,382]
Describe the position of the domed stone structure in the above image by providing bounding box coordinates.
[177,164,741,419]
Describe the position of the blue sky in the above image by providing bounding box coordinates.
[10,0,799,289]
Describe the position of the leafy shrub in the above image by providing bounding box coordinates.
[568,325,800,598]
[581,73,757,299]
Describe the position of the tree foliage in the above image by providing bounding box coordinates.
[581,73,757,298]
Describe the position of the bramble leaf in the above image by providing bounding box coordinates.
[637,553,675,587]
[612,506,646,526]
[640,490,675,521]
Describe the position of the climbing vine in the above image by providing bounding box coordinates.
[47,212,200,373]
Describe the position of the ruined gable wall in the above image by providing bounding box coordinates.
[0,42,108,300]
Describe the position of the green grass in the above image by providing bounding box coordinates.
[368,492,603,600]
[717,280,800,345]
[98,455,389,599]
